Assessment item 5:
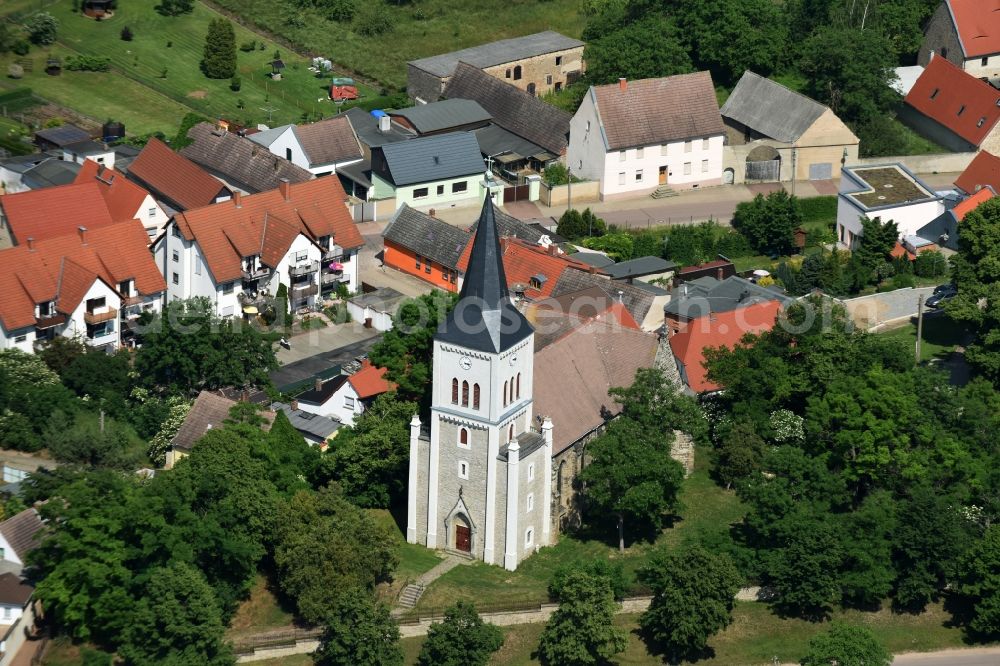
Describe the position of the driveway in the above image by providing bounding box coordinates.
[842,287,937,331]
[270,326,382,391]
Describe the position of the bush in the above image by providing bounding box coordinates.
[891,272,916,289]
[229,75,241,91]
[239,39,257,52]
[543,162,581,186]
[65,55,111,72]
[549,560,631,601]
[914,250,947,278]
[326,0,358,22]
[355,3,394,36]
[12,41,30,56]
[120,25,133,41]
[25,12,58,46]
[8,64,24,79]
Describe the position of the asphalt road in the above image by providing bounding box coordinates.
[893,648,1000,665]
[268,335,382,392]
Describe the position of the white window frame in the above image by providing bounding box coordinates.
[344,396,356,410]
[527,463,535,481]
[702,138,710,150]
[636,147,644,159]
[635,170,643,182]
[660,144,668,156]
[618,150,626,162]
[458,460,469,480]
[524,527,534,547]
[683,162,692,175]
[148,207,157,218]
[618,172,626,186]
[684,140,693,153]
[172,250,179,263]
[701,159,709,173]
[457,427,471,449]
[527,493,534,512]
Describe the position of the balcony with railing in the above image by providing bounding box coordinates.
[84,306,118,325]
[291,283,319,299]
[242,265,271,282]
[321,271,350,285]
[289,261,320,278]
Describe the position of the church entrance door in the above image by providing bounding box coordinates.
[455,524,471,552]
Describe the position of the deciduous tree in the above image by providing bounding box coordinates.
[954,525,1000,637]
[537,571,626,666]
[314,588,403,666]
[731,190,801,256]
[799,622,892,666]
[417,601,503,666]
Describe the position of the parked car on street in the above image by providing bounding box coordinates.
[926,284,957,308]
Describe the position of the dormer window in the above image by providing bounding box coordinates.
[119,280,132,296]
[958,105,966,116]
[37,301,53,317]
[930,88,939,99]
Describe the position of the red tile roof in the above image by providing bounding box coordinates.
[0,222,165,332]
[348,360,395,399]
[0,183,116,244]
[456,236,593,299]
[74,160,150,223]
[954,150,1000,194]
[947,0,1000,58]
[592,72,726,151]
[952,186,995,221]
[171,178,363,284]
[669,301,781,393]
[904,55,1000,147]
[128,137,228,211]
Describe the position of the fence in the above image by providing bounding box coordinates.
[539,180,600,207]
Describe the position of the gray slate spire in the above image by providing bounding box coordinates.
[436,197,533,353]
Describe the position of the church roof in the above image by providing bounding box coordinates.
[436,198,533,353]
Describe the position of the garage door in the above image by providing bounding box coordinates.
[808,163,833,180]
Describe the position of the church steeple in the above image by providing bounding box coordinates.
[436,197,533,354]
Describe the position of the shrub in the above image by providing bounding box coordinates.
[239,39,256,52]
[12,41,30,56]
[120,25,133,41]
[229,75,241,91]
[891,272,916,289]
[65,55,112,72]
[355,3,394,36]
[326,0,357,22]
[8,64,24,79]
[914,250,947,278]
[25,12,58,46]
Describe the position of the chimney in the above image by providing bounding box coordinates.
[716,267,724,280]
[429,208,436,218]
[589,265,596,274]
[290,399,299,411]
[315,377,323,392]
[619,77,627,92]
[26,237,34,252]
[279,178,291,201]
[78,226,88,245]
[378,114,391,133]
[233,190,242,208]
[616,289,624,304]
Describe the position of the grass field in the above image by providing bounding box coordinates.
[414,449,745,612]
[0,0,383,136]
[208,0,586,90]
[401,603,976,666]
[879,313,969,363]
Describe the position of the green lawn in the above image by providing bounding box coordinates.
[1,0,382,136]
[403,602,977,666]
[414,449,745,613]
[893,115,948,156]
[227,573,297,637]
[209,0,586,90]
[879,314,969,363]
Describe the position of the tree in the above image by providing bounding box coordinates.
[201,19,236,79]
[799,622,892,666]
[582,233,634,262]
[581,419,685,551]
[25,12,58,45]
[714,418,768,489]
[731,190,801,256]
[135,298,277,392]
[855,216,899,278]
[321,392,417,507]
[354,3,394,36]
[639,546,742,661]
[120,25,134,41]
[416,601,503,666]
[38,336,86,374]
[954,525,1000,637]
[156,0,194,15]
[46,415,142,469]
[60,350,132,415]
[584,16,693,85]
[368,292,456,405]
[550,559,631,602]
[272,486,398,625]
[264,410,320,494]
[119,561,233,666]
[768,513,845,619]
[314,588,403,666]
[537,571,626,666]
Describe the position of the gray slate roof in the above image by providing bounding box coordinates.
[271,402,341,439]
[468,204,546,244]
[409,31,583,78]
[664,275,794,318]
[342,108,414,149]
[473,124,546,163]
[181,123,312,193]
[605,256,677,280]
[383,204,470,269]
[551,271,658,324]
[348,286,409,313]
[391,99,491,134]
[21,159,81,189]
[720,71,827,144]
[379,131,484,187]
[571,252,615,269]
[35,124,90,147]
[445,62,571,155]
[295,375,349,406]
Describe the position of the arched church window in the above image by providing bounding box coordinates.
[503,380,509,406]
[462,381,469,407]
[473,384,480,409]
[452,378,458,404]
[459,427,469,446]
[509,423,515,441]
[516,373,521,399]
[509,379,515,404]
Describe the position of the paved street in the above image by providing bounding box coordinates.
[893,647,1000,665]
[269,333,382,392]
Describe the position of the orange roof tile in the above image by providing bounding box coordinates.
[0,221,165,332]
[954,150,1000,194]
[348,361,396,399]
[947,0,1000,58]
[904,56,1000,147]
[952,187,995,221]
[456,235,593,299]
[74,160,150,223]
[128,137,228,211]
[0,183,116,244]
[669,301,781,393]
[170,178,363,284]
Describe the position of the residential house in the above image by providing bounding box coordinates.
[905,185,992,254]
[58,140,115,168]
[372,132,488,211]
[954,149,1000,194]
[127,137,232,213]
[673,258,737,286]
[341,108,415,160]
[34,123,90,151]
[345,287,408,332]
[0,154,80,196]
[0,222,166,353]
[74,160,169,239]
[836,165,946,250]
[568,74,726,199]
[0,509,43,569]
[669,300,783,394]
[900,55,1000,153]
[720,71,860,183]
[166,391,268,468]
[248,115,364,176]
[0,182,117,247]
[523,286,641,350]
[270,401,341,448]
[919,0,1000,81]
[296,360,396,427]
[180,123,313,193]
[457,235,596,301]
[605,257,676,285]
[153,178,364,318]
[407,31,585,103]
[0,509,43,666]
[549,268,670,332]
[445,62,572,174]
[663,274,794,333]
[388,99,492,136]
[382,205,472,290]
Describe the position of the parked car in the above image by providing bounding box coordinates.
[926,284,957,308]
[933,283,957,296]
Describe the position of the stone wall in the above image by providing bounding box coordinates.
[852,151,977,174]
[481,46,585,97]
[539,180,600,207]
[917,5,963,68]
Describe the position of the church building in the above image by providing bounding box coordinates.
[407,198,553,571]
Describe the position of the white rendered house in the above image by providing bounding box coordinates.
[249,116,364,176]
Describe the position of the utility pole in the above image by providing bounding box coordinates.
[915,293,925,365]
[567,166,572,216]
